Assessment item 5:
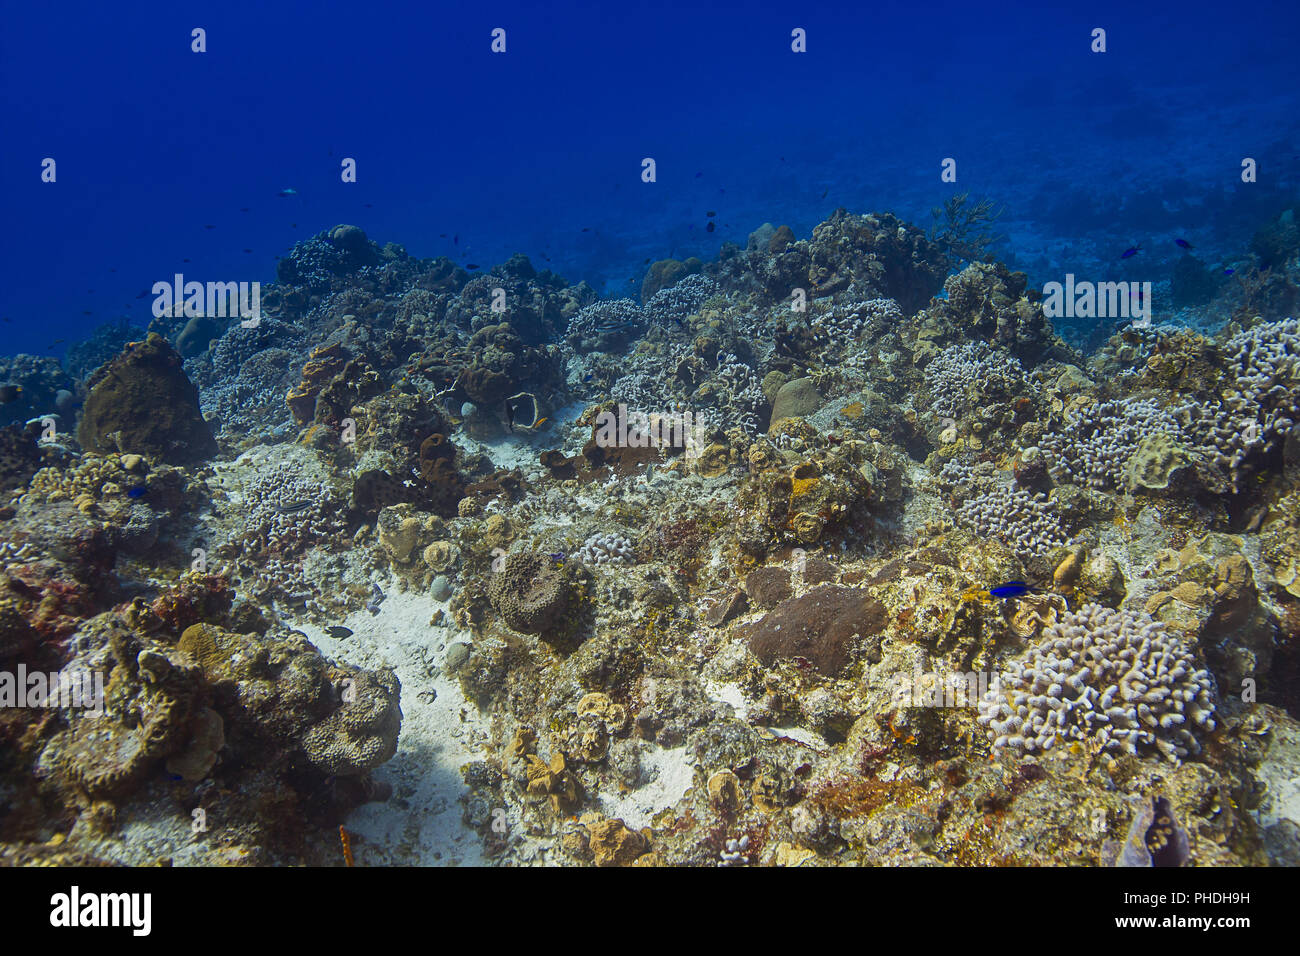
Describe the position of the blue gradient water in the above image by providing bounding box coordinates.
[2,0,1298,359]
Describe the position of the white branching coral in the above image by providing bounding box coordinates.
[576,532,635,566]
[955,485,1070,559]
[1041,398,1179,490]
[566,299,647,353]
[977,604,1216,763]
[923,342,1027,419]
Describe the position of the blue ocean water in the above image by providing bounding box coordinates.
[2,0,1298,359]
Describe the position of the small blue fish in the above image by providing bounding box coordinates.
[988,580,1045,599]
[126,485,148,499]
[1174,238,1193,250]
[278,187,298,197]
[1121,245,1142,259]
[1223,268,1235,275]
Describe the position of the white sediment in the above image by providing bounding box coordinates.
[297,584,490,866]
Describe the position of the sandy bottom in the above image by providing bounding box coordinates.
[298,585,490,866]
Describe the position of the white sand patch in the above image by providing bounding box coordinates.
[596,745,697,830]
[462,400,587,472]
[703,680,749,721]
[295,583,490,866]
[1258,714,1300,831]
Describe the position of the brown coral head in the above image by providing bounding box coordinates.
[539,449,576,479]
[419,432,455,465]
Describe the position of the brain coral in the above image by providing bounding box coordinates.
[488,552,579,635]
[301,669,402,776]
[977,604,1216,763]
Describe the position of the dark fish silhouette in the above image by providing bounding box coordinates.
[1174,238,1193,249]
[706,222,715,233]
[0,384,22,404]
[327,626,353,639]
[204,224,215,230]
[504,400,514,432]
[466,264,479,270]
[1121,245,1142,259]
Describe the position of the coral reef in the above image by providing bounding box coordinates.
[5,200,1300,869]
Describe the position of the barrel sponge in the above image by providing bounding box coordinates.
[487,551,577,635]
[301,669,402,776]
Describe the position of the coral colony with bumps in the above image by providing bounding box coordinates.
[3,206,1300,871]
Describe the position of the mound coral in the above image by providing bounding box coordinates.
[741,585,888,676]
[488,552,580,636]
[77,333,217,464]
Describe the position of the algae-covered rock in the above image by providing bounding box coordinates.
[177,623,401,776]
[377,503,424,564]
[175,314,226,359]
[77,333,217,464]
[165,706,225,782]
[740,585,887,676]
[640,257,702,301]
